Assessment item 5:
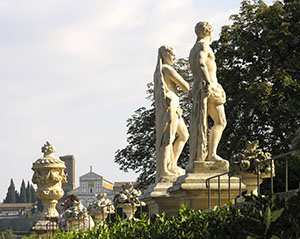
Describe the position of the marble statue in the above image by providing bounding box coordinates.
[189,21,227,164]
[154,45,190,178]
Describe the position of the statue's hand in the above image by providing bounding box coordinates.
[203,81,211,97]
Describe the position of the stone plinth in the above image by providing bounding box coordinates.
[31,142,66,237]
[31,220,58,238]
[140,175,182,217]
[168,161,244,211]
[32,142,66,217]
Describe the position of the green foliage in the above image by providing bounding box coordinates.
[114,59,193,189]
[3,179,17,203]
[213,0,300,190]
[115,105,156,189]
[26,181,32,203]
[0,230,16,239]
[18,179,27,203]
[55,193,300,238]
[3,179,40,215]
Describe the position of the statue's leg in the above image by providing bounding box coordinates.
[173,118,189,164]
[207,100,226,161]
[160,102,178,176]
[161,144,175,176]
[166,105,179,175]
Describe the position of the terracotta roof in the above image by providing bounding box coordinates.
[0,203,33,208]
[113,182,136,187]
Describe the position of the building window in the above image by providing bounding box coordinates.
[88,181,94,187]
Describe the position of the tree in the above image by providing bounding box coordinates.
[26,181,32,203]
[18,179,27,203]
[115,0,300,190]
[212,0,300,191]
[115,59,192,189]
[30,184,37,203]
[3,179,17,203]
[0,229,16,239]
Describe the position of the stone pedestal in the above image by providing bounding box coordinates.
[234,171,273,196]
[239,173,262,195]
[31,142,66,236]
[31,220,58,238]
[121,204,137,219]
[168,161,244,211]
[140,175,182,217]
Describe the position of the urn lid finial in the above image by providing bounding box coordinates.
[41,141,56,156]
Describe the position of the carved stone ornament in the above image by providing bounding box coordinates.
[230,140,273,175]
[113,183,145,220]
[230,140,274,195]
[32,141,66,217]
[87,193,115,220]
[64,201,89,220]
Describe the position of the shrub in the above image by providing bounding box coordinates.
[55,192,300,239]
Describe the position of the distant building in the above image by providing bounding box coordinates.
[0,203,34,218]
[59,155,76,203]
[60,155,76,192]
[68,166,114,207]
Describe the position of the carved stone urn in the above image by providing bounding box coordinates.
[32,141,66,217]
[121,203,137,220]
[87,193,115,221]
[113,183,145,220]
[230,140,274,196]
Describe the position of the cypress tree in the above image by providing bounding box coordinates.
[19,179,27,203]
[15,190,20,203]
[30,185,37,203]
[26,181,32,203]
[3,179,17,203]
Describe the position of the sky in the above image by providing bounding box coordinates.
[0,0,274,201]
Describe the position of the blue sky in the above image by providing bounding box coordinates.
[0,0,273,200]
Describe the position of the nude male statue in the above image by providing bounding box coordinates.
[154,45,190,178]
[189,21,227,164]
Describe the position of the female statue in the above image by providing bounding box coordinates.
[154,45,190,178]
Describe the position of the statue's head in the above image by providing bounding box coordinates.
[158,45,176,65]
[195,21,213,40]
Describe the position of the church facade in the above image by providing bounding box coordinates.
[68,166,114,207]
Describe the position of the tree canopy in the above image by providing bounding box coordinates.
[115,0,300,190]
[3,179,37,204]
[3,179,17,203]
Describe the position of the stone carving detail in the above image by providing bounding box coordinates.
[32,141,66,217]
[154,45,190,178]
[113,183,143,206]
[87,193,115,220]
[230,140,272,175]
[230,140,273,195]
[64,201,89,220]
[113,183,145,220]
[189,21,227,165]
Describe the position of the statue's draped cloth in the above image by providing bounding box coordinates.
[154,56,182,177]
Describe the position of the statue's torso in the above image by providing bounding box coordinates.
[162,65,180,106]
[189,41,218,87]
